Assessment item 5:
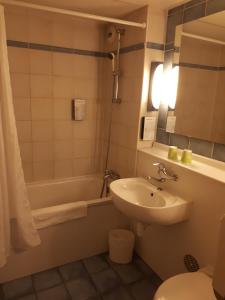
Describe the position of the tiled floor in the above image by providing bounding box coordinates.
[0,254,162,300]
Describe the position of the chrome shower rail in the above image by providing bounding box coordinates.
[0,0,146,29]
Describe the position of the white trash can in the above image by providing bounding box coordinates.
[109,229,135,264]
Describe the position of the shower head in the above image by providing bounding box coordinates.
[106,25,125,44]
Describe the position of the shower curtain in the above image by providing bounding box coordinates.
[0,5,40,267]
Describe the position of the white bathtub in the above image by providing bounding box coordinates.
[28,175,107,210]
[0,175,129,283]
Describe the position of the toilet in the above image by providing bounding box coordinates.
[154,270,217,300]
[154,215,225,300]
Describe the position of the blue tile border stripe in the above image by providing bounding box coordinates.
[7,39,165,56]
[7,40,109,57]
[119,42,145,54]
[146,42,165,51]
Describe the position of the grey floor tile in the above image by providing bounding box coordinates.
[102,286,133,300]
[133,258,155,277]
[33,269,62,291]
[2,276,33,300]
[112,263,143,284]
[17,294,36,300]
[83,255,109,274]
[91,269,120,293]
[59,261,88,281]
[66,277,97,300]
[37,284,69,300]
[129,279,157,300]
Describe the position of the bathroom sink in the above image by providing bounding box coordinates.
[110,178,192,225]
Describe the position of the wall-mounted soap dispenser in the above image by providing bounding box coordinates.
[72,99,86,121]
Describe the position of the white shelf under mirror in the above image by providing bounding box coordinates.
[139,143,225,185]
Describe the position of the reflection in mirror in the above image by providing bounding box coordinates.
[169,10,225,145]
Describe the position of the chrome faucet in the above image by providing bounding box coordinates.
[103,169,120,181]
[100,169,120,198]
[145,162,178,183]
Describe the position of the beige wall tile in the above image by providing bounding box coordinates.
[73,121,96,140]
[33,161,54,181]
[8,47,29,74]
[30,75,52,98]
[28,15,52,45]
[33,142,53,162]
[54,160,73,179]
[53,76,74,98]
[72,157,93,176]
[54,141,73,160]
[11,73,30,98]
[31,98,53,120]
[5,12,28,41]
[53,53,74,77]
[120,50,144,79]
[16,121,32,142]
[7,7,148,183]
[52,20,74,48]
[73,56,99,80]
[29,49,52,75]
[73,139,95,158]
[13,98,31,121]
[147,7,167,44]
[74,78,98,100]
[73,19,101,51]
[53,99,71,120]
[32,120,53,142]
[53,121,73,140]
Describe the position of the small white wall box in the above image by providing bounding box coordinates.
[72,99,86,121]
[140,116,157,140]
[166,116,176,133]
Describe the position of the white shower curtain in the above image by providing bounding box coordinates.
[0,5,40,268]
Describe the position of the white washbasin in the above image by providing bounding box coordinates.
[110,178,192,225]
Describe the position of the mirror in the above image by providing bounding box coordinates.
[169,10,225,145]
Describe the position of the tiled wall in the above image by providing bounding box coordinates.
[99,6,167,180]
[99,7,148,178]
[157,0,225,163]
[138,7,167,149]
[5,6,103,181]
[5,4,169,182]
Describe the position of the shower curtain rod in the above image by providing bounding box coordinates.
[0,0,146,28]
[182,32,225,46]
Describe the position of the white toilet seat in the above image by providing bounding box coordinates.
[154,272,217,300]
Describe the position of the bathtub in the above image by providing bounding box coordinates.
[0,175,129,283]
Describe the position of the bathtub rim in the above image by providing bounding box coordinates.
[26,173,103,188]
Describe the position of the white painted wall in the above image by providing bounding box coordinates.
[135,149,225,280]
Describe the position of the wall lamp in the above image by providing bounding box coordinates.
[148,63,179,111]
[148,62,164,111]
